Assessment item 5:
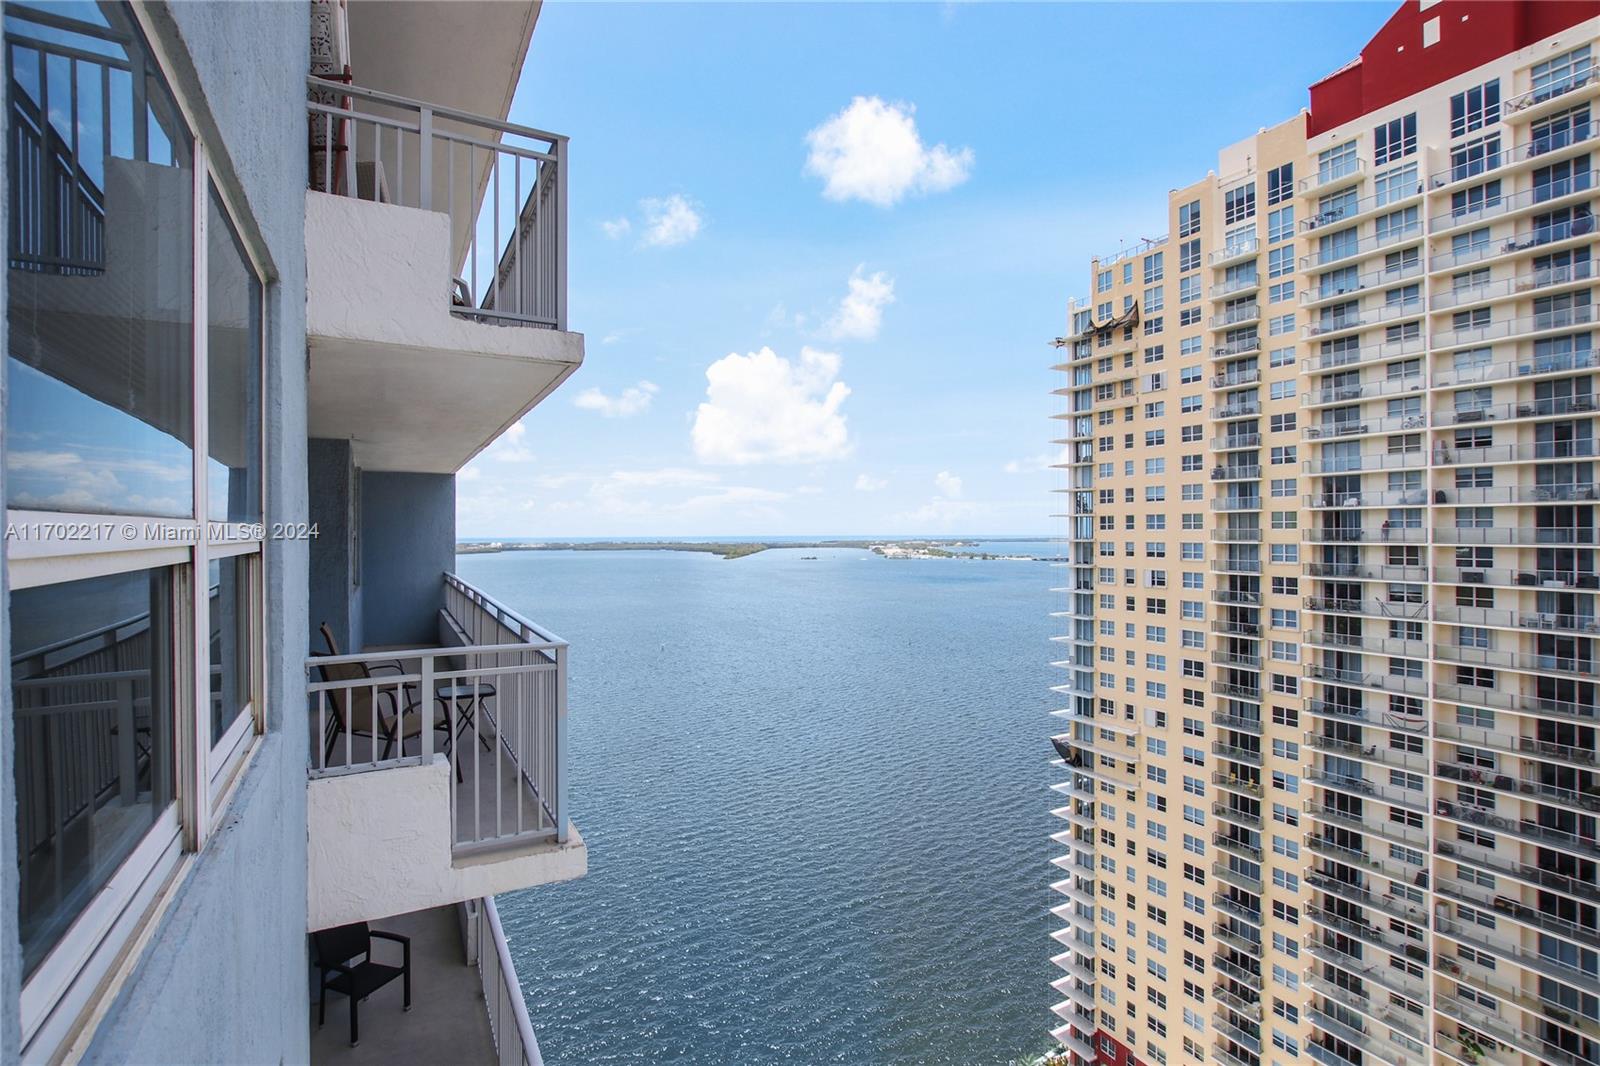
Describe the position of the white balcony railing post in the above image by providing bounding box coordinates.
[555,136,568,333]
[554,644,568,843]
[418,103,433,209]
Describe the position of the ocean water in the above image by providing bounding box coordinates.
[456,544,1057,1066]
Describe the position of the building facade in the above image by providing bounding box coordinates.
[1,1,583,1062]
[1051,4,1600,1066]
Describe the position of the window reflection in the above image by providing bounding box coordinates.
[209,555,251,745]
[206,184,262,523]
[10,567,176,978]
[5,2,194,516]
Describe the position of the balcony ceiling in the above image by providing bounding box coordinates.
[345,1,539,123]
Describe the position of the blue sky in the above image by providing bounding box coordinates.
[457,1,1390,539]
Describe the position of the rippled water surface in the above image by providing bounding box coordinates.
[457,544,1055,1065]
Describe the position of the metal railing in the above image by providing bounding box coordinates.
[1431,260,1597,311]
[1300,158,1366,195]
[11,613,155,862]
[307,573,569,851]
[1428,121,1600,189]
[1304,413,1428,439]
[1302,260,1424,306]
[1431,346,1600,387]
[5,9,133,276]
[306,77,567,330]
[1505,66,1600,116]
[1303,184,1423,233]
[1431,304,1599,349]
[1430,171,1600,231]
[464,897,543,1066]
[1430,213,1598,271]
[1300,221,1422,271]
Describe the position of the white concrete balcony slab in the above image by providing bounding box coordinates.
[304,81,581,473]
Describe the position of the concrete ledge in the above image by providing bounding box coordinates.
[304,190,583,472]
[307,755,587,930]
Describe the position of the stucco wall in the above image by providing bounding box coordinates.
[308,438,362,655]
[75,4,312,1064]
[307,758,587,931]
[360,472,456,648]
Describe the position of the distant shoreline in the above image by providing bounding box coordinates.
[455,538,1052,561]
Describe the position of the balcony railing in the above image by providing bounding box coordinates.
[1302,375,1425,406]
[1505,66,1600,116]
[1302,449,1426,474]
[1300,158,1366,196]
[1431,346,1600,387]
[1212,337,1262,359]
[1302,260,1424,306]
[1431,260,1598,312]
[307,573,569,853]
[1429,171,1600,231]
[1435,526,1600,545]
[1302,525,1427,544]
[1431,304,1599,349]
[1299,222,1422,271]
[306,77,567,330]
[1440,483,1600,505]
[1209,237,1260,267]
[1303,185,1423,233]
[465,897,542,1066]
[1305,335,1424,372]
[1210,302,1261,329]
[1428,120,1600,189]
[1430,212,1598,271]
[1304,413,1429,439]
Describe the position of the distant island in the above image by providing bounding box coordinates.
[456,538,1052,561]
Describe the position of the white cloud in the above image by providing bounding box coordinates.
[7,449,189,514]
[639,194,703,247]
[896,470,975,531]
[692,346,852,465]
[572,380,659,418]
[765,302,810,333]
[1004,448,1067,474]
[898,497,979,531]
[479,421,534,463]
[804,96,973,207]
[600,217,631,239]
[854,473,888,492]
[602,467,719,490]
[827,266,896,341]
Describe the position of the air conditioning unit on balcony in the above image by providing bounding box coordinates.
[1463,570,1485,583]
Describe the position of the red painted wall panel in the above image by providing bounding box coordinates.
[1306,0,1600,137]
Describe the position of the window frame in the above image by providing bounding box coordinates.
[4,9,272,1048]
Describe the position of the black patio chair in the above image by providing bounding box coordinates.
[313,921,411,1047]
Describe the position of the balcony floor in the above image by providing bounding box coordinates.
[310,905,496,1066]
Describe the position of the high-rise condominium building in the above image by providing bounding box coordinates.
[1050,4,1600,1066]
[1,1,584,1062]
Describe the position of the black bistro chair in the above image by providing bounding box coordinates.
[313,921,411,1046]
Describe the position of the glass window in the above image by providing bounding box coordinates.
[6,4,195,516]
[11,567,178,978]
[206,186,263,523]
[209,555,253,745]
[1375,113,1418,165]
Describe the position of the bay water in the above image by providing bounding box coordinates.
[457,542,1057,1065]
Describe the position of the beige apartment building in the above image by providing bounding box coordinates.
[1050,4,1600,1066]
